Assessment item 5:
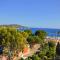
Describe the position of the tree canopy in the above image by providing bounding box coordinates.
[35,30,47,40]
[0,27,27,51]
[27,36,41,44]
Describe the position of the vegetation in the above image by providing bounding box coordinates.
[0,25,59,60]
[0,24,21,28]
[35,30,47,40]
[27,36,41,44]
[24,30,32,36]
[0,27,28,54]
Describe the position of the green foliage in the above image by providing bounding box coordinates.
[35,30,47,38]
[38,50,46,58]
[0,27,27,52]
[46,41,56,58]
[20,31,28,39]
[44,56,48,60]
[32,55,41,60]
[48,41,55,47]
[35,30,47,44]
[27,36,41,44]
[0,26,56,60]
[20,58,24,60]
[25,57,32,60]
[38,41,56,59]
[24,30,32,36]
[0,24,21,28]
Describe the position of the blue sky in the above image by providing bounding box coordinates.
[0,0,60,28]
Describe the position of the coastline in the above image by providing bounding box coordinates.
[46,36,60,40]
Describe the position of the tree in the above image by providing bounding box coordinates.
[46,41,56,58]
[24,30,32,36]
[46,47,56,58]
[0,27,27,53]
[48,41,56,47]
[27,36,41,44]
[38,50,46,58]
[20,31,28,40]
[32,55,41,60]
[25,57,32,60]
[20,58,24,60]
[35,30,47,42]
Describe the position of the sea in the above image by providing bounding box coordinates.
[19,27,60,37]
[30,28,60,37]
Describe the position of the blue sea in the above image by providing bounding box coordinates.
[30,28,60,37]
[19,27,60,37]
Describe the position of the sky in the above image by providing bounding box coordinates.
[0,0,60,28]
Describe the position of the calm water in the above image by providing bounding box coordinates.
[30,28,60,37]
[19,27,60,37]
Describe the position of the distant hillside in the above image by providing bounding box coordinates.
[0,24,21,28]
[0,24,30,30]
[0,24,60,37]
